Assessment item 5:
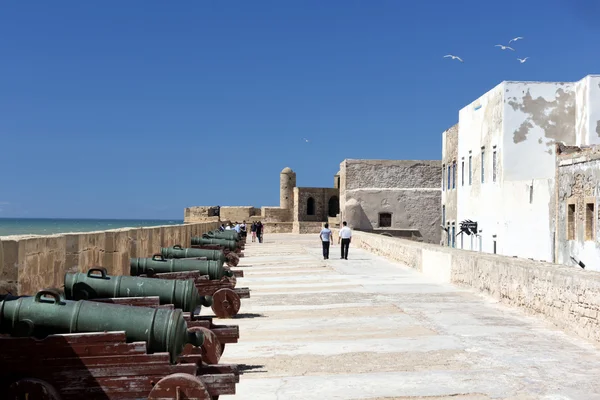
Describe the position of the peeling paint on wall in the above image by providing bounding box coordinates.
[507,88,576,144]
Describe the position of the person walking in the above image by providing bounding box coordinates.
[251,222,257,242]
[319,223,332,260]
[256,221,263,243]
[338,221,352,260]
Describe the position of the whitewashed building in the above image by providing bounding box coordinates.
[441,74,600,264]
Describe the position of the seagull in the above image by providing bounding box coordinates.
[303,138,310,143]
[508,36,524,44]
[495,44,515,51]
[443,54,463,62]
[517,57,529,63]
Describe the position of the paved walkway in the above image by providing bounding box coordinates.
[216,234,600,400]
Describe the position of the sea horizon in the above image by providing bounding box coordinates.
[0,217,184,237]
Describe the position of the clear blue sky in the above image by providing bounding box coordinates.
[1,0,598,219]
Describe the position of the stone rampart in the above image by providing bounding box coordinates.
[333,229,600,344]
[0,221,219,296]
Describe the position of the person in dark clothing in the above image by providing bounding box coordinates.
[319,223,332,260]
[256,221,263,243]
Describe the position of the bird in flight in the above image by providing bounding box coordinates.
[517,57,529,63]
[508,37,524,44]
[303,138,310,143]
[444,54,463,62]
[495,44,515,51]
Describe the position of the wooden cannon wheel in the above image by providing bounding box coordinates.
[211,288,241,319]
[8,378,62,400]
[181,326,222,365]
[148,373,211,400]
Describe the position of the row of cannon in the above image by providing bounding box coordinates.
[0,229,249,400]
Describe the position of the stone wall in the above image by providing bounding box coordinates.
[261,207,291,222]
[0,221,219,295]
[219,206,260,223]
[293,187,339,222]
[339,159,441,244]
[184,206,219,223]
[332,228,600,345]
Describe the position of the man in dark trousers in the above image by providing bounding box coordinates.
[319,223,332,260]
[338,221,352,260]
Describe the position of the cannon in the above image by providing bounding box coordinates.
[141,270,250,319]
[64,268,212,313]
[130,254,232,280]
[0,289,204,364]
[161,244,240,267]
[191,237,240,252]
[90,295,241,364]
[204,230,240,241]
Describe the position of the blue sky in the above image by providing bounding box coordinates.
[1,0,598,219]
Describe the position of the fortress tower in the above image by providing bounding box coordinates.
[280,167,296,210]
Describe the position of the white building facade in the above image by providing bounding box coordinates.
[444,74,600,263]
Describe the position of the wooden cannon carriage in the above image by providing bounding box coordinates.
[141,270,251,319]
[0,331,239,400]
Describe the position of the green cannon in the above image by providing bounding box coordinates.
[191,237,239,251]
[0,289,204,363]
[204,230,240,241]
[63,267,212,313]
[161,245,226,264]
[130,254,232,280]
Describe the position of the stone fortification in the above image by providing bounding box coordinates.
[0,221,219,295]
[332,228,600,345]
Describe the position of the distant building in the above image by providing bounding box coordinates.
[338,159,442,244]
[441,74,600,269]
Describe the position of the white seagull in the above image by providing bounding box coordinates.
[508,36,524,44]
[517,57,529,63]
[303,138,310,143]
[495,44,515,51]
[443,54,463,62]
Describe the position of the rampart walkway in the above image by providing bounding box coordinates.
[218,234,600,400]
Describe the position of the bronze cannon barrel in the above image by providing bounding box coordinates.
[0,289,204,363]
[130,254,232,279]
[190,237,239,251]
[64,268,212,313]
[161,245,226,264]
[203,230,240,241]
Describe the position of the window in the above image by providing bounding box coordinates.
[307,197,315,215]
[447,222,451,246]
[379,212,392,227]
[452,162,456,189]
[447,165,451,190]
[492,146,497,182]
[451,223,456,248]
[442,164,445,191]
[442,205,446,224]
[468,152,472,185]
[586,202,595,241]
[567,203,575,240]
[481,147,485,183]
[461,159,464,186]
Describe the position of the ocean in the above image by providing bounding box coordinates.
[0,218,183,237]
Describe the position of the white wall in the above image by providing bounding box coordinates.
[456,83,504,254]
[587,76,600,146]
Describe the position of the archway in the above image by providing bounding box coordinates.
[328,196,339,217]
[307,197,316,216]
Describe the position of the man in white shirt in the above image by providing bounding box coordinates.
[319,223,333,260]
[338,221,352,260]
